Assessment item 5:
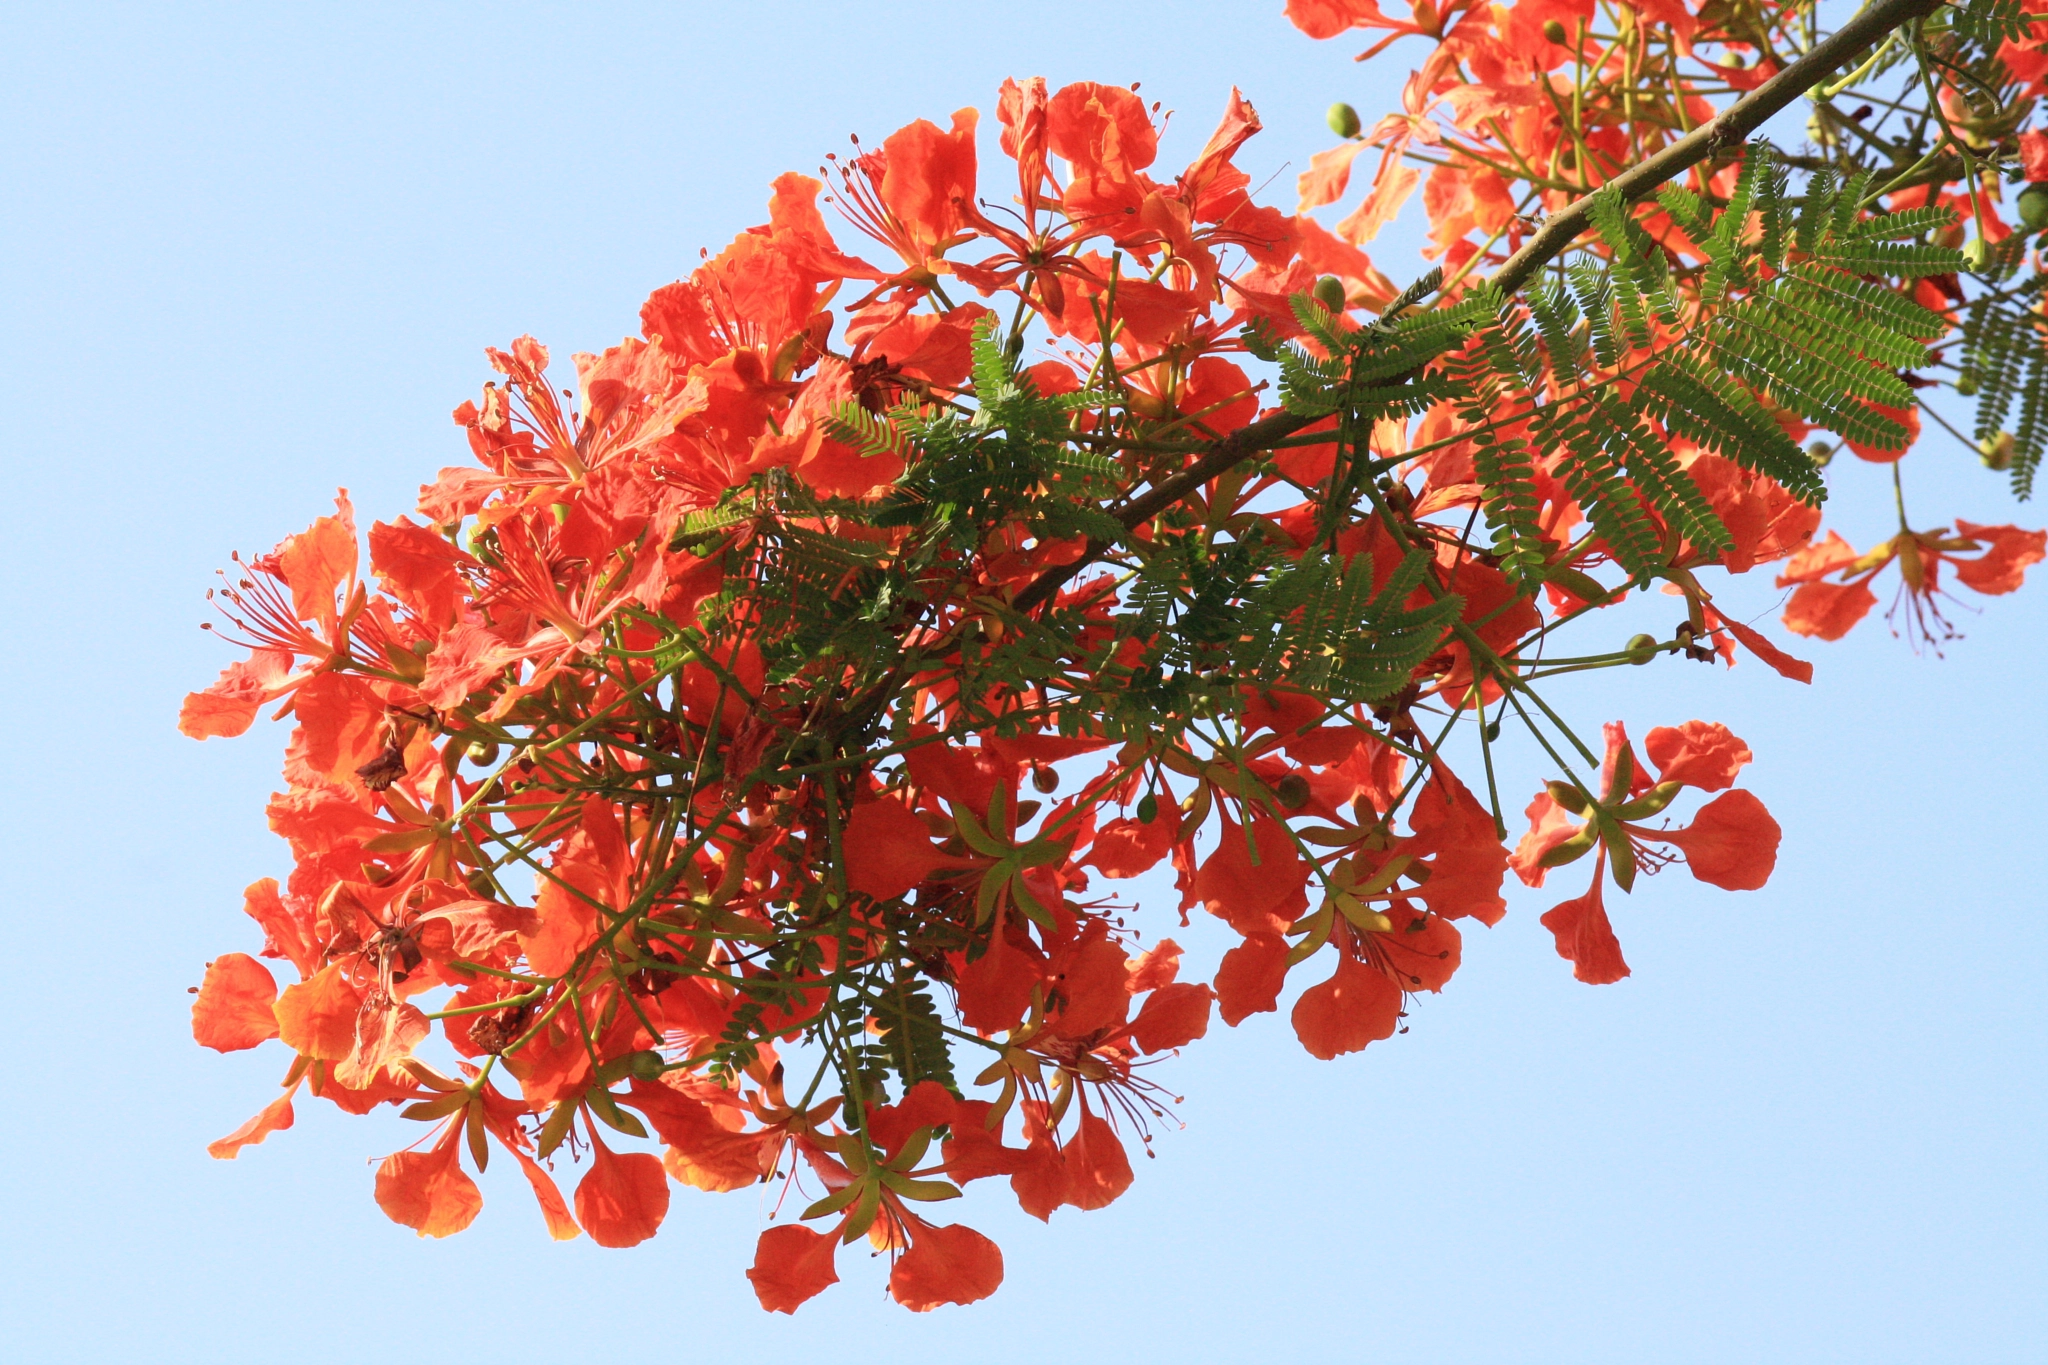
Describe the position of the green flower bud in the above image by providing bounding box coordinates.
[2020,183,2048,232]
[1981,431,2016,471]
[466,738,500,766]
[1030,764,1059,794]
[626,1050,667,1080]
[1963,236,1991,271]
[1541,18,1569,43]
[1136,792,1160,824]
[1327,102,1362,139]
[1312,275,1348,313]
[1625,632,1659,664]
[1955,368,1980,397]
[1274,774,1312,811]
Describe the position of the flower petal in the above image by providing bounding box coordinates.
[747,1225,840,1313]
[191,953,280,1053]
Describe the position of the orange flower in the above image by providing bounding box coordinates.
[1291,903,1461,1057]
[179,27,2045,1307]
[180,492,368,738]
[1778,522,2046,649]
[1514,721,1781,982]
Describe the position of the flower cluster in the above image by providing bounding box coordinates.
[184,0,2042,1312]
[1292,0,2047,648]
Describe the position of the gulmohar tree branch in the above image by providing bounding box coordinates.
[183,0,2045,1312]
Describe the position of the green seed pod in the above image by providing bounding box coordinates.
[2020,183,2048,232]
[1312,275,1348,313]
[1955,368,1980,397]
[1135,792,1159,824]
[1625,632,1660,665]
[1541,18,1569,43]
[1327,102,1362,139]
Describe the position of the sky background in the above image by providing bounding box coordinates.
[2,3,2043,1361]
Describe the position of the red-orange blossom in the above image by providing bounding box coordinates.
[184,0,2046,1312]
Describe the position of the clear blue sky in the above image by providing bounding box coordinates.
[3,4,2043,1361]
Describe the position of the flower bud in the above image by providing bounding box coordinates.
[1980,430,2015,471]
[1327,102,1361,139]
[466,738,500,766]
[1807,440,1835,467]
[1136,792,1159,824]
[1274,774,1312,810]
[2021,183,2048,232]
[1542,18,1568,43]
[1955,368,1980,397]
[1625,632,1659,664]
[1030,765,1059,794]
[1313,275,1348,313]
[1963,237,1990,272]
[626,1049,666,1080]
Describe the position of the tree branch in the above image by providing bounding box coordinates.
[1011,0,1944,614]
[1490,0,1945,296]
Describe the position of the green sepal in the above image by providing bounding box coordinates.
[882,1174,963,1203]
[586,1084,649,1140]
[536,1098,579,1158]
[800,1181,862,1223]
[400,1091,471,1122]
